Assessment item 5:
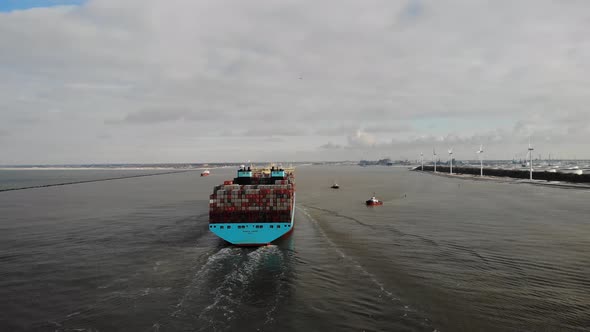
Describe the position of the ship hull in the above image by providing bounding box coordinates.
[210,194,295,246]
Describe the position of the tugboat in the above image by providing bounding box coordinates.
[365,194,383,206]
[331,182,340,189]
[201,169,210,177]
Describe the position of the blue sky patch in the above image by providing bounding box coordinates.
[0,0,85,12]
[403,0,423,18]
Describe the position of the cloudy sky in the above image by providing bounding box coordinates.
[1,0,589,164]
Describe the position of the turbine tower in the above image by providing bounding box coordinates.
[476,145,484,176]
[433,148,437,172]
[448,148,453,175]
[528,138,534,180]
[420,152,424,171]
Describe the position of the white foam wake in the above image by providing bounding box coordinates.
[197,245,282,331]
[172,247,239,317]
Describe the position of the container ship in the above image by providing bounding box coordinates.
[208,166,295,246]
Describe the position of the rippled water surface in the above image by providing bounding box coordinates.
[1,166,589,331]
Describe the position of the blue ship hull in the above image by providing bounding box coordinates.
[209,194,296,246]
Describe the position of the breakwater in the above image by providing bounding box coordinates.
[416,166,590,183]
[0,170,194,193]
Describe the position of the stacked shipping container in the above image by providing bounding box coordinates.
[209,179,294,223]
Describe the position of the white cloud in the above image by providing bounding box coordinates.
[1,0,590,163]
[347,129,377,147]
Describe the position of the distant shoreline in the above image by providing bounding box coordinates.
[414,168,590,190]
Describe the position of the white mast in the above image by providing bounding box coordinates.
[476,145,484,176]
[433,148,437,172]
[420,152,424,171]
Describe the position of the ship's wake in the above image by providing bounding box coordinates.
[172,247,239,317]
[299,207,400,302]
[167,245,291,331]
[299,206,438,331]
[305,205,489,265]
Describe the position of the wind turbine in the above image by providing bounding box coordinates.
[476,145,484,176]
[448,148,453,174]
[528,138,534,180]
[420,152,424,171]
[433,148,437,172]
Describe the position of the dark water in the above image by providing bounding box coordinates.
[1,167,589,332]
